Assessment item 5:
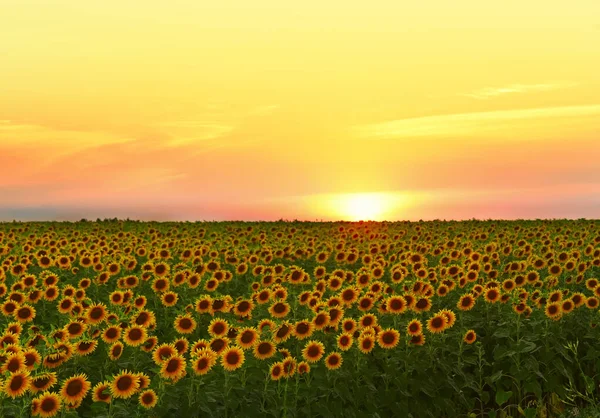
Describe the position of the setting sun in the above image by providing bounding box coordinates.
[342,193,386,221]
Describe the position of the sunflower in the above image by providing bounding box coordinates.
[33,391,62,417]
[341,318,358,334]
[233,299,254,317]
[291,320,314,341]
[161,291,179,307]
[377,328,400,349]
[30,373,57,394]
[545,302,562,319]
[413,297,432,313]
[562,299,575,314]
[426,314,448,334]
[268,301,290,319]
[108,291,124,306]
[84,303,107,325]
[123,325,147,347]
[409,333,426,346]
[160,355,187,381]
[2,352,26,373]
[111,370,141,399]
[484,288,500,304]
[456,294,476,311]
[324,352,343,370]
[42,353,67,369]
[141,336,158,353]
[386,295,407,315]
[358,313,378,329]
[572,293,586,308]
[297,361,311,375]
[209,337,230,355]
[64,320,87,339]
[173,337,189,355]
[336,333,353,351]
[235,327,259,349]
[173,314,196,334]
[204,278,219,292]
[438,309,456,329]
[358,335,375,354]
[253,340,277,360]
[138,389,158,409]
[101,326,121,344]
[195,295,213,314]
[272,322,293,343]
[133,310,156,328]
[60,374,91,405]
[108,342,124,360]
[14,304,36,323]
[282,356,297,378]
[464,330,477,344]
[4,370,31,398]
[221,346,245,371]
[192,350,217,375]
[91,381,111,403]
[312,312,330,330]
[340,287,359,306]
[152,343,178,365]
[74,340,97,356]
[406,319,423,336]
[190,339,210,356]
[302,340,325,363]
[208,318,229,337]
[587,297,599,309]
[269,362,284,381]
[1,301,19,316]
[20,348,41,371]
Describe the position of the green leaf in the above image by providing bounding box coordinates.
[495,389,512,406]
[524,408,537,418]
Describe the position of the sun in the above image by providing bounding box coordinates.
[342,193,386,221]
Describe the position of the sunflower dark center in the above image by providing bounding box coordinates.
[258,342,272,355]
[226,351,240,365]
[41,398,57,412]
[66,379,83,396]
[117,376,133,390]
[129,329,142,340]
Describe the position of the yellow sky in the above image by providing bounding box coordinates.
[1,1,599,220]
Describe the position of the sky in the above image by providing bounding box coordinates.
[1,0,599,221]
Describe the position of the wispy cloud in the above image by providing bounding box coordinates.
[352,104,600,140]
[461,82,578,100]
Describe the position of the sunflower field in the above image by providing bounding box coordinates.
[2,219,600,417]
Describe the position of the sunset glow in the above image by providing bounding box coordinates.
[1,1,599,221]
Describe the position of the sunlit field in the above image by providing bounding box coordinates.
[1,219,600,417]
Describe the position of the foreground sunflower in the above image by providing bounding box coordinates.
[30,373,57,393]
[160,355,187,381]
[139,389,158,409]
[60,373,91,405]
[221,346,245,371]
[253,340,277,360]
[32,391,62,417]
[111,370,140,399]
[92,381,111,403]
[4,370,31,398]
[377,328,400,349]
[302,340,325,363]
[325,352,343,370]
[464,330,477,344]
[426,314,448,334]
[192,350,217,375]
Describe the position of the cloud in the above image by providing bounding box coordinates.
[461,82,577,100]
[352,104,600,140]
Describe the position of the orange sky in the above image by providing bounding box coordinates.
[1,1,599,221]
